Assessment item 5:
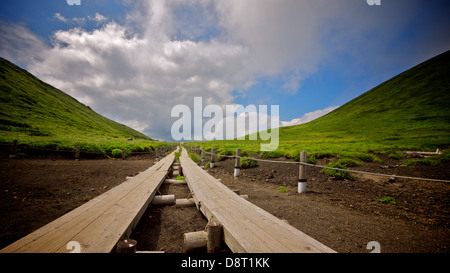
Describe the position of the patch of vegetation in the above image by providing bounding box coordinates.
[111,148,123,158]
[278,186,288,193]
[175,174,185,180]
[379,196,396,205]
[338,158,363,167]
[321,163,354,180]
[189,152,201,163]
[241,157,258,168]
[388,151,406,160]
[260,150,285,158]
[174,150,181,163]
[307,156,317,164]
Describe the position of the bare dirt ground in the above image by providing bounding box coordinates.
[0,151,448,253]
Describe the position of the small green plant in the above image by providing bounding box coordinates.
[241,157,258,168]
[174,150,181,163]
[338,158,363,167]
[278,186,288,193]
[388,151,405,160]
[379,196,396,205]
[307,156,317,164]
[260,150,285,158]
[189,152,201,163]
[321,162,354,180]
[358,154,374,162]
[111,148,123,158]
[175,174,185,180]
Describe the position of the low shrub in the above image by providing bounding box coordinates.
[338,158,363,167]
[189,152,201,163]
[111,148,123,158]
[241,157,258,168]
[260,150,285,158]
[321,162,354,180]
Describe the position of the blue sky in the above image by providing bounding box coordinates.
[1,0,449,141]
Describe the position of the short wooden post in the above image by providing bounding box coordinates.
[75,146,80,161]
[9,139,18,159]
[121,148,126,160]
[176,198,196,208]
[210,148,215,168]
[155,148,159,161]
[183,231,207,253]
[151,195,176,205]
[116,239,137,253]
[207,217,222,253]
[234,148,241,177]
[298,151,307,193]
[201,147,205,162]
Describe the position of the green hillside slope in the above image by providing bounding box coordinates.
[280,50,450,150]
[0,57,161,153]
[192,50,450,159]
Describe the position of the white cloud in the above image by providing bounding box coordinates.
[1,0,440,141]
[91,12,107,23]
[280,106,339,127]
[54,12,86,25]
[54,13,68,23]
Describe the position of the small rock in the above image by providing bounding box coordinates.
[388,176,396,183]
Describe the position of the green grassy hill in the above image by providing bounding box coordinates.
[191,50,450,161]
[0,57,166,154]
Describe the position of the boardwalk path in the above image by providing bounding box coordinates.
[179,147,335,253]
[1,149,175,253]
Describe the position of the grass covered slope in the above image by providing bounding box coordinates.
[191,50,450,159]
[280,50,450,152]
[0,57,163,153]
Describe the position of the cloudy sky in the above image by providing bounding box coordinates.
[1,0,449,141]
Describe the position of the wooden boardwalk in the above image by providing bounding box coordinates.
[1,150,176,253]
[179,148,335,253]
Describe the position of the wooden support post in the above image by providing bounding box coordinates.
[155,148,159,161]
[151,195,176,205]
[164,179,187,185]
[210,148,215,168]
[116,239,137,253]
[183,231,207,253]
[240,194,249,201]
[201,147,205,162]
[9,139,18,159]
[176,198,196,208]
[196,145,200,155]
[121,148,126,160]
[75,146,80,161]
[207,217,222,253]
[298,151,307,193]
[234,148,241,178]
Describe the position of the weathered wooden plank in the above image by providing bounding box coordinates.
[179,148,335,253]
[1,150,176,253]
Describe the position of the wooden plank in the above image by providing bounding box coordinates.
[179,148,335,253]
[1,150,176,253]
